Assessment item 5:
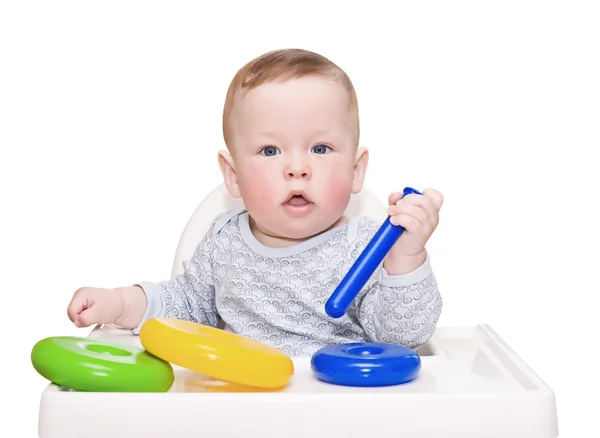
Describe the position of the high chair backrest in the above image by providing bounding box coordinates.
[171,183,388,277]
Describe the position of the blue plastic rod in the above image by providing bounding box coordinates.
[325,187,422,318]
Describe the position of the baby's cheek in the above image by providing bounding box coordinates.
[244,189,272,213]
[321,164,353,208]
[238,166,276,212]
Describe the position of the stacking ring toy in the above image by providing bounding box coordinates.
[326,187,422,318]
[139,318,294,389]
[31,336,174,392]
[310,342,421,387]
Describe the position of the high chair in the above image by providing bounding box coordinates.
[37,184,559,438]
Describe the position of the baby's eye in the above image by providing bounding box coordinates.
[312,144,332,154]
[260,146,280,156]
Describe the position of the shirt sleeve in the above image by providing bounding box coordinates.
[352,218,443,348]
[130,220,220,334]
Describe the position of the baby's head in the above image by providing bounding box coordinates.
[218,48,368,242]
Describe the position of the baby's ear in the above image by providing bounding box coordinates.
[351,146,369,194]
[217,150,241,198]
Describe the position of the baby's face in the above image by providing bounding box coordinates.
[227,76,365,240]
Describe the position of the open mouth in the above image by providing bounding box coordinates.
[285,192,311,206]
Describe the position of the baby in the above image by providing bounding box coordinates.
[67,48,444,356]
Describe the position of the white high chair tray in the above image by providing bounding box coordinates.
[37,323,558,438]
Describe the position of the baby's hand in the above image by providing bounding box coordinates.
[67,287,125,328]
[387,188,444,256]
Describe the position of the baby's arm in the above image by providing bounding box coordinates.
[67,220,219,333]
[355,254,442,348]
[346,217,442,348]
[131,229,219,333]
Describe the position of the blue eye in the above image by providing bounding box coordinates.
[312,144,331,154]
[260,146,280,156]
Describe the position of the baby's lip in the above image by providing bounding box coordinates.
[285,190,312,203]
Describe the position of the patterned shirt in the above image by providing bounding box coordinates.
[134,209,442,356]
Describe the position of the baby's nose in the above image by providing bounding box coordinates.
[284,161,311,179]
[287,169,310,178]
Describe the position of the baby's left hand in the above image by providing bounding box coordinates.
[387,188,444,257]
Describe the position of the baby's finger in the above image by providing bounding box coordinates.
[67,289,89,322]
[388,191,404,206]
[75,305,102,328]
[422,188,444,210]
[388,203,429,226]
[399,193,440,225]
[389,213,421,231]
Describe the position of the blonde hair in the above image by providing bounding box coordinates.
[222,48,359,148]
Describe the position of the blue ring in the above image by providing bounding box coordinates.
[310,342,421,387]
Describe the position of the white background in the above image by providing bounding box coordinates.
[1,1,598,437]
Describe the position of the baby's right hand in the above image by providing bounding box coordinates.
[67,287,125,328]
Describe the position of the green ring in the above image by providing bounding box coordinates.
[31,336,174,392]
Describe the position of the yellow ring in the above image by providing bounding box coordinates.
[139,318,294,389]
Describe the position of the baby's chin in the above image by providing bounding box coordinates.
[265,217,344,242]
